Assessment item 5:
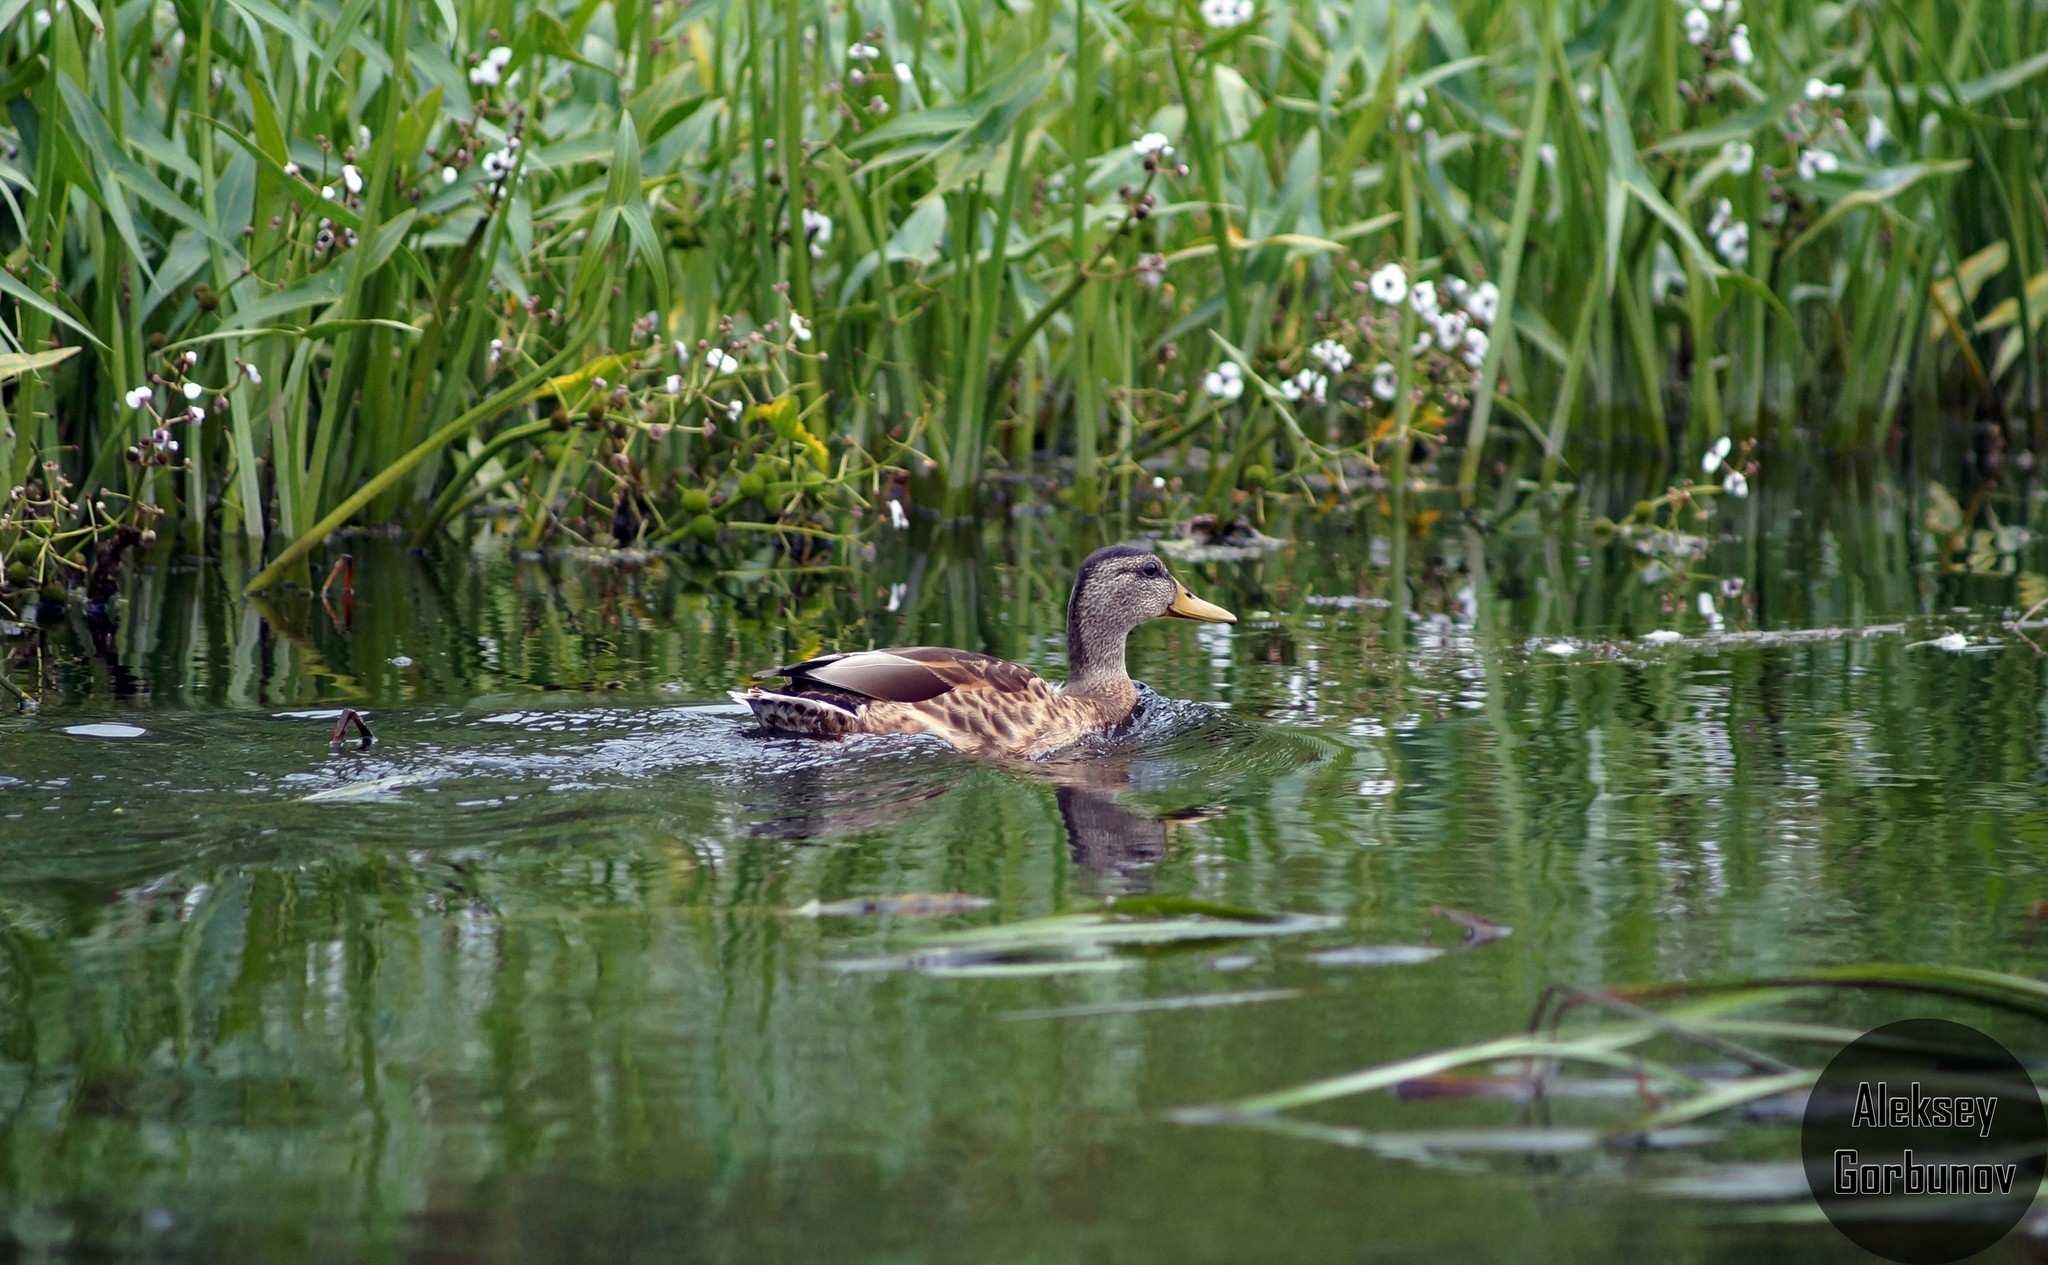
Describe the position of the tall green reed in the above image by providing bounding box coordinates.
[1,0,2044,594]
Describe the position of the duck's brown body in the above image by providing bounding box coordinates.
[735,546,1231,759]
[734,647,1138,758]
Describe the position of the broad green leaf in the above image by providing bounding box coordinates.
[1600,69,1716,285]
[885,195,948,267]
[0,346,82,384]
[139,229,212,322]
[217,269,350,332]
[0,264,104,347]
[1927,240,2010,341]
[1649,83,1804,155]
[1782,160,1970,260]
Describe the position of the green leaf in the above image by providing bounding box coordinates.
[0,264,104,348]
[1782,160,1970,260]
[0,345,82,384]
[608,113,670,316]
[216,269,350,332]
[1648,83,1804,155]
[1600,69,1716,284]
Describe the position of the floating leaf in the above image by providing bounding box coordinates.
[791,893,996,918]
[1002,989,1300,1022]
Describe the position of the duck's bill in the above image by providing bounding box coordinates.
[1168,585,1237,623]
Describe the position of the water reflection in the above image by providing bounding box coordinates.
[8,486,2048,1262]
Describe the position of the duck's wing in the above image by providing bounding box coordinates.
[758,647,1045,704]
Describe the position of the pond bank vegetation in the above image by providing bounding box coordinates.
[2,0,2045,609]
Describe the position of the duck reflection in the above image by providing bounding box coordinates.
[1033,753,1219,892]
[735,742,1214,892]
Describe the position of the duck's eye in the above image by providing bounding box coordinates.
[1142,561,1164,578]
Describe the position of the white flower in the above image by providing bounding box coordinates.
[663,374,683,394]
[1721,139,1754,174]
[1702,435,1732,472]
[1461,327,1489,369]
[187,406,206,424]
[1410,332,1433,356]
[1728,24,1753,65]
[441,166,458,185]
[885,582,907,611]
[726,399,744,421]
[241,363,262,386]
[487,337,503,363]
[1707,198,1734,238]
[1542,641,1574,656]
[1464,281,1499,325]
[1309,339,1352,373]
[1432,309,1469,351]
[1642,629,1683,645]
[1133,132,1172,158]
[1404,110,1424,133]
[674,340,690,365]
[480,149,514,180]
[894,62,913,84]
[283,161,300,177]
[888,499,909,530]
[1683,7,1711,46]
[180,350,198,368]
[320,185,336,200]
[1410,279,1440,317]
[801,208,833,260]
[848,41,880,61]
[124,385,153,409]
[1197,0,1254,28]
[1537,142,1558,169]
[1721,576,1745,598]
[1934,632,1968,652]
[790,313,812,342]
[1796,147,1839,180]
[1368,263,1408,306]
[181,381,202,400]
[1722,471,1749,497]
[1865,115,1889,151]
[705,348,740,374]
[1203,361,1244,401]
[1804,78,1845,101]
[1697,591,1717,618]
[1279,369,1327,404]
[1370,363,1398,401]
[470,45,512,86]
[1716,221,1749,267]
[341,164,362,194]
[1701,0,1723,10]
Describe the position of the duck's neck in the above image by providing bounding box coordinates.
[1064,613,1137,710]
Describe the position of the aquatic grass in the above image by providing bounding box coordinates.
[827,895,1341,974]
[3,0,2048,595]
[1179,963,2048,1186]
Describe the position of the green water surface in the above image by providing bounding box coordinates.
[6,492,2048,1262]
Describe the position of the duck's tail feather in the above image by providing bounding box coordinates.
[731,688,862,737]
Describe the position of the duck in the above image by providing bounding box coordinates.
[733,544,1236,758]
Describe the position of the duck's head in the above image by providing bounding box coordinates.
[1066,545,1235,687]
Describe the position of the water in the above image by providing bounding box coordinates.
[6,490,2048,1262]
